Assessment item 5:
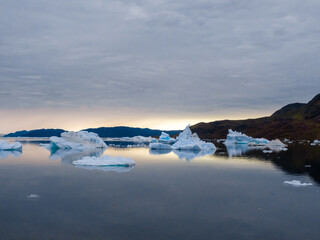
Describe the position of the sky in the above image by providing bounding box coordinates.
[0,0,320,133]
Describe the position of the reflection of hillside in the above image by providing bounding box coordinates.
[0,150,22,159]
[49,148,105,165]
[222,143,320,185]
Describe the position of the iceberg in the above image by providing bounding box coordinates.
[283,180,313,187]
[225,129,269,145]
[311,140,320,146]
[225,129,287,152]
[72,155,135,167]
[49,131,107,150]
[0,140,22,151]
[158,132,176,143]
[171,125,216,151]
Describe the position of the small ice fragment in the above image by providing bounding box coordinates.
[283,180,313,187]
[263,150,273,153]
[305,165,311,168]
[0,140,22,151]
[27,194,40,198]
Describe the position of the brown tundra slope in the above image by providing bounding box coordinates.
[191,93,320,140]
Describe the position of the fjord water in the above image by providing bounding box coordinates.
[0,142,319,240]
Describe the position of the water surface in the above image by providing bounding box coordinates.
[0,141,319,240]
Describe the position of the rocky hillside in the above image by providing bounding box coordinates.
[191,94,320,140]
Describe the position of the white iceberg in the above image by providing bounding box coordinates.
[283,180,313,187]
[73,155,135,167]
[149,142,172,150]
[0,140,22,151]
[158,132,176,143]
[225,129,269,145]
[311,140,320,146]
[49,131,107,150]
[171,125,216,151]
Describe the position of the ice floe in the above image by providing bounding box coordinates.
[73,155,135,167]
[49,131,107,150]
[27,194,40,198]
[104,136,156,143]
[311,140,320,146]
[0,140,22,151]
[149,125,216,152]
[225,129,269,145]
[171,125,216,151]
[225,129,287,153]
[158,132,176,143]
[283,180,313,187]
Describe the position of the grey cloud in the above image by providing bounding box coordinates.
[0,0,319,114]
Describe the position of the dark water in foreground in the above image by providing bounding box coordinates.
[0,141,320,240]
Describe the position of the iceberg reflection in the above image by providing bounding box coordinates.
[225,144,250,158]
[0,150,22,159]
[49,148,105,165]
[149,149,172,155]
[173,149,216,161]
[75,165,134,173]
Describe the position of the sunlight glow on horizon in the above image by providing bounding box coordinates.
[0,108,274,134]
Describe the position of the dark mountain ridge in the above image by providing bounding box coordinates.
[191,93,320,140]
[4,127,180,138]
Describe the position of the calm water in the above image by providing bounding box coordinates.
[0,140,320,240]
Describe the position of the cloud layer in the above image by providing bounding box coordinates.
[0,0,320,131]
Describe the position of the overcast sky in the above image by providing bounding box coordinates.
[1,0,320,133]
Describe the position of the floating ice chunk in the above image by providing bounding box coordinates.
[171,125,216,151]
[159,132,176,143]
[105,136,156,142]
[149,143,172,150]
[311,140,320,146]
[225,129,269,145]
[263,150,273,153]
[27,194,40,198]
[0,140,22,151]
[73,155,135,167]
[283,180,313,187]
[49,131,107,150]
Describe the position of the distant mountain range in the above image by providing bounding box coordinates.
[191,93,320,140]
[4,94,320,140]
[4,127,181,138]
